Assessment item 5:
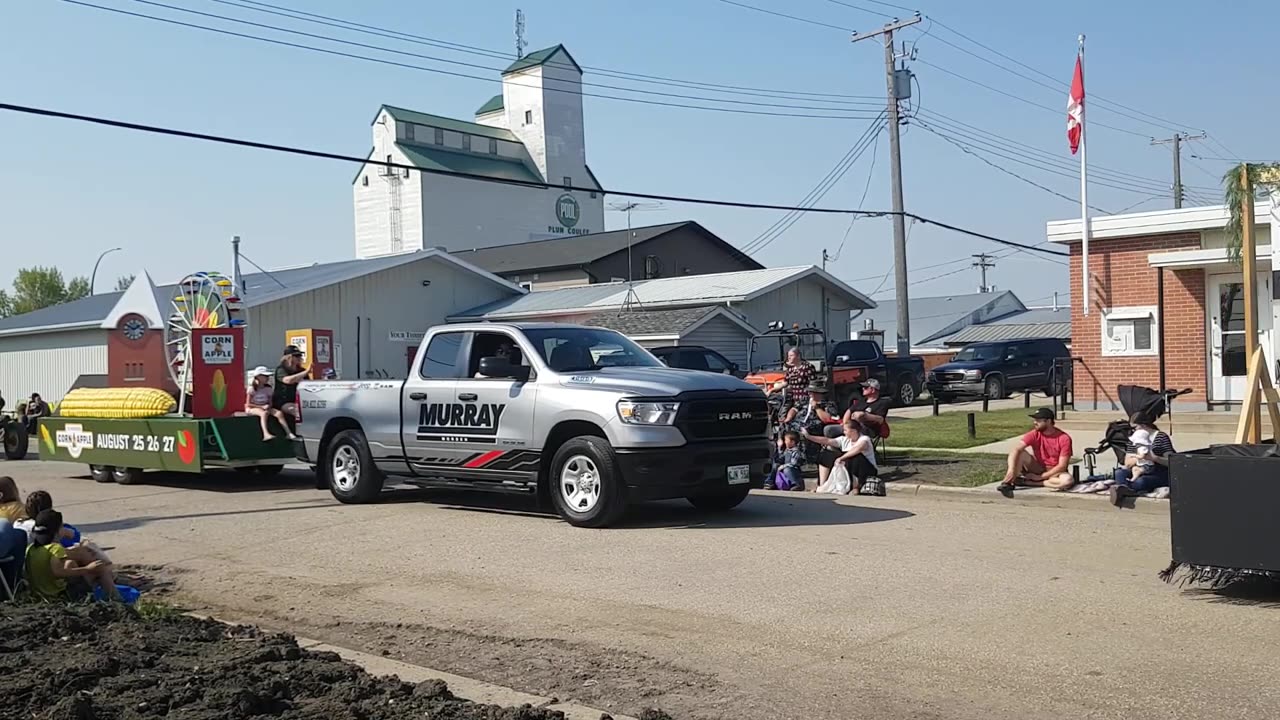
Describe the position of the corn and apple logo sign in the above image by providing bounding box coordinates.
[55,424,94,459]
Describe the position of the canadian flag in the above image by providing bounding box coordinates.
[1066,54,1084,154]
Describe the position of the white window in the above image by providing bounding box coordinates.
[434,127,444,145]
[1101,306,1158,357]
[524,110,533,125]
[405,123,415,141]
[462,135,472,151]
[518,281,533,291]
[361,175,368,187]
[563,176,572,188]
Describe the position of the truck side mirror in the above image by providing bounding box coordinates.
[478,356,530,382]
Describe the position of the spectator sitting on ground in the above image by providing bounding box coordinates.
[804,418,880,494]
[772,430,805,491]
[999,408,1074,496]
[0,476,26,523]
[21,393,50,434]
[1110,413,1175,506]
[25,509,120,602]
[843,378,892,438]
[17,491,86,546]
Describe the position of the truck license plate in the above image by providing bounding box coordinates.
[727,464,751,485]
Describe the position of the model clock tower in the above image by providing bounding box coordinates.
[101,272,176,394]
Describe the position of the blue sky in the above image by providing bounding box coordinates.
[2,0,1273,305]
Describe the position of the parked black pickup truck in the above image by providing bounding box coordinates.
[927,338,1071,401]
[828,339,926,409]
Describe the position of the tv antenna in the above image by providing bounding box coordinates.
[608,200,664,314]
[515,9,527,59]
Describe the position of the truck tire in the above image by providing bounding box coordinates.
[549,437,628,528]
[687,485,752,512]
[3,422,28,460]
[984,374,1006,400]
[896,375,917,406]
[90,465,114,483]
[326,430,383,504]
[112,467,144,485]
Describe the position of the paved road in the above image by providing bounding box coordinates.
[10,458,1279,720]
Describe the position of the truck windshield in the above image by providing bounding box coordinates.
[523,328,663,372]
[953,344,1003,361]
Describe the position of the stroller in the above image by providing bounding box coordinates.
[1081,385,1192,478]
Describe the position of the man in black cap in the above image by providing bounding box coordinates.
[998,407,1074,497]
[272,345,309,422]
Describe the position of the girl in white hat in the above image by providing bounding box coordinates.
[246,366,295,441]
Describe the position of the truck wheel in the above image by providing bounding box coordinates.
[549,437,627,528]
[327,430,383,503]
[90,465,114,483]
[984,375,1006,400]
[3,423,28,460]
[896,377,917,406]
[112,467,144,485]
[687,485,752,513]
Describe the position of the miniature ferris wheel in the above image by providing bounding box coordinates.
[166,272,246,398]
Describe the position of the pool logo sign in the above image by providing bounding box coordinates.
[555,193,580,228]
[201,334,235,365]
[55,424,94,459]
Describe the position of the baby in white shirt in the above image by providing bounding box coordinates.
[1129,426,1154,478]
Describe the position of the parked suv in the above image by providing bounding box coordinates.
[927,338,1070,401]
[650,345,746,378]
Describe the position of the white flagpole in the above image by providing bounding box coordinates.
[1078,34,1091,316]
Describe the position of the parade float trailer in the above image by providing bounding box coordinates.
[36,271,321,484]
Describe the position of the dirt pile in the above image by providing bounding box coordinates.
[0,603,641,719]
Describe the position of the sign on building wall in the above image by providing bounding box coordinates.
[389,330,426,343]
[547,193,591,236]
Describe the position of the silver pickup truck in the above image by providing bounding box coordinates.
[294,322,771,527]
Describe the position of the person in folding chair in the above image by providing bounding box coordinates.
[842,379,892,452]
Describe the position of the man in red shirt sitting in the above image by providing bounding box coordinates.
[998,407,1074,497]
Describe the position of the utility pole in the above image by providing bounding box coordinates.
[853,14,920,356]
[1151,132,1205,208]
[821,249,829,271]
[971,253,996,293]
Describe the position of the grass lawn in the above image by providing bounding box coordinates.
[887,407,1034,449]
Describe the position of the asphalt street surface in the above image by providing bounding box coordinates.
[11,458,1279,720]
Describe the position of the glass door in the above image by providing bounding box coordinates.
[1208,273,1272,403]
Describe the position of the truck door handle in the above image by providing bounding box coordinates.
[408,392,427,401]
[458,393,478,402]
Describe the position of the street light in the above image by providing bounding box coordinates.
[90,247,123,295]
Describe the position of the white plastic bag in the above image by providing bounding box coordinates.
[816,462,852,495]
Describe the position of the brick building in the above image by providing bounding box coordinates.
[1047,203,1276,411]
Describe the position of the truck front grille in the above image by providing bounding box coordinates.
[676,392,769,441]
[937,371,967,382]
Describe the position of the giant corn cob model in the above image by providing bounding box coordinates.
[57,388,176,418]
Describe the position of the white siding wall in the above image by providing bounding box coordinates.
[504,67,548,179]
[475,111,509,130]
[539,59,588,189]
[419,173,602,251]
[682,315,752,368]
[243,257,517,379]
[740,278,852,341]
[0,329,108,402]
[354,112,425,259]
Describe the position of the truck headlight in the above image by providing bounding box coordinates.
[617,400,680,425]
[964,369,983,380]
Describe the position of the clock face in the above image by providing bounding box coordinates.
[121,317,147,341]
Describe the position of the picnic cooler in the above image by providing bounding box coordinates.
[1162,443,1280,585]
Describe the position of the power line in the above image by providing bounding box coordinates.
[914,59,1153,139]
[218,0,881,102]
[714,0,852,32]
[921,18,1201,135]
[62,0,884,121]
[830,131,882,262]
[743,117,886,255]
[821,0,897,20]
[106,0,889,114]
[0,101,1069,258]
[915,108,1218,193]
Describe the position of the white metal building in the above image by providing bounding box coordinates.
[0,250,523,402]
[354,44,605,258]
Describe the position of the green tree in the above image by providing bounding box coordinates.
[115,274,137,292]
[0,266,92,318]
[1224,163,1280,261]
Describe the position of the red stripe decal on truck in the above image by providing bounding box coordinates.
[464,450,504,468]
